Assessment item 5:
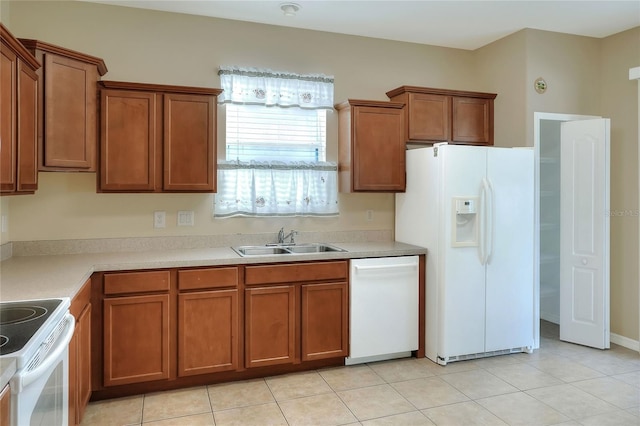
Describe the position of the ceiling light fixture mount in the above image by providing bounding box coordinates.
[280,2,301,17]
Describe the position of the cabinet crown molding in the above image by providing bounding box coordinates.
[386,85,497,100]
[18,38,108,76]
[334,99,405,110]
[0,24,41,69]
[100,80,223,96]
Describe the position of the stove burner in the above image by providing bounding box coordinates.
[0,306,47,325]
[0,299,64,356]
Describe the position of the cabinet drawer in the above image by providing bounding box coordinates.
[104,271,170,295]
[245,261,348,286]
[178,267,239,291]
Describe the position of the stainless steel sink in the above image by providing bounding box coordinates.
[234,246,291,256]
[286,243,345,254]
[232,243,346,257]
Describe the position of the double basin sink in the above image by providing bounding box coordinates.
[233,243,346,257]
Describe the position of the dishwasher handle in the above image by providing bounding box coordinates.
[354,263,417,272]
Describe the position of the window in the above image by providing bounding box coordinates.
[214,66,338,218]
[225,104,326,162]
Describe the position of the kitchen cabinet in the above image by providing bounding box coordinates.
[301,282,349,361]
[386,86,496,146]
[69,279,92,426]
[244,261,349,368]
[177,268,239,376]
[102,271,171,387]
[98,81,222,192]
[0,24,40,195]
[0,383,9,426]
[18,38,107,171]
[335,99,406,192]
[98,266,241,390]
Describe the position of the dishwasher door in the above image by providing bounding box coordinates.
[347,256,419,365]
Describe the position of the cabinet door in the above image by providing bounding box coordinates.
[42,53,97,170]
[0,384,10,426]
[103,294,170,386]
[163,93,215,191]
[245,285,296,368]
[301,282,348,361]
[77,303,92,424]
[0,43,16,192]
[100,90,159,191]
[178,290,238,376]
[352,106,405,191]
[408,93,450,142]
[16,59,38,192]
[451,97,492,145]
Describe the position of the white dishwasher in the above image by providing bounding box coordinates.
[346,256,419,365]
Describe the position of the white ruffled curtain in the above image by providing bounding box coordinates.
[218,66,334,109]
[215,66,338,218]
[214,161,339,217]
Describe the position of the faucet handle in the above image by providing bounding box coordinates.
[290,230,298,244]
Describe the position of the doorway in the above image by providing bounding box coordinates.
[533,112,606,349]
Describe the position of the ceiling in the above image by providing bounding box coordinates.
[82,0,640,50]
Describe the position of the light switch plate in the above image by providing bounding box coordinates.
[154,211,166,228]
[177,210,194,226]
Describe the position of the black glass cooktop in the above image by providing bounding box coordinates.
[0,299,63,356]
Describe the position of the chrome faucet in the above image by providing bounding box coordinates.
[277,227,298,244]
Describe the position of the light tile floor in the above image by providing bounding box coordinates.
[81,321,640,425]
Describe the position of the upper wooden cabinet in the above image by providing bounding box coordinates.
[386,86,497,146]
[1,24,40,195]
[18,38,107,171]
[336,99,406,193]
[98,81,221,193]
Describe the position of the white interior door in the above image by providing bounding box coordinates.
[560,119,610,349]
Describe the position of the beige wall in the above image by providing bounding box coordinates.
[2,1,638,342]
[2,0,474,242]
[474,30,528,148]
[601,27,640,341]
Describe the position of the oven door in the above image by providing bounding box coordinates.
[10,313,74,426]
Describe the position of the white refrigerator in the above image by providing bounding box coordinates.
[396,143,534,365]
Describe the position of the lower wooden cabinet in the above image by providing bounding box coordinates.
[92,261,350,397]
[103,293,170,387]
[178,289,238,376]
[245,285,296,368]
[244,261,349,369]
[0,383,10,426]
[69,279,92,426]
[301,282,348,361]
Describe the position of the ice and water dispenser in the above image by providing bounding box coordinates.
[452,197,479,247]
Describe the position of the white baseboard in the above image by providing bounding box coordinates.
[540,312,559,324]
[610,332,640,352]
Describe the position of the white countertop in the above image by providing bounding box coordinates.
[0,241,427,302]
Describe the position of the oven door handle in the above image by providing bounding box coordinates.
[12,313,75,392]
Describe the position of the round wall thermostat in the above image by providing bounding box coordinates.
[534,77,547,94]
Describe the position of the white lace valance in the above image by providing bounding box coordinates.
[214,160,339,218]
[218,66,334,110]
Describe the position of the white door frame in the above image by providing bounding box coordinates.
[533,112,600,349]
[630,67,640,353]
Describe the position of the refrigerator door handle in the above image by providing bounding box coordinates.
[480,178,489,265]
[486,178,495,264]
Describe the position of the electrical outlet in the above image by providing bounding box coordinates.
[366,210,374,222]
[1,215,7,233]
[177,211,194,226]
[153,211,166,228]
